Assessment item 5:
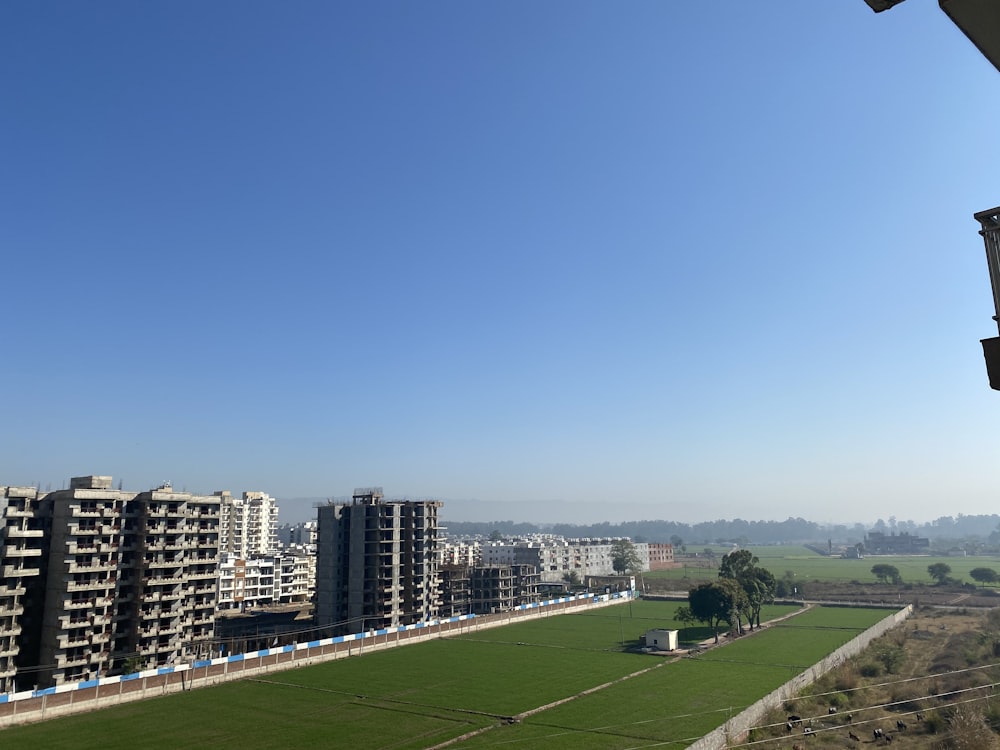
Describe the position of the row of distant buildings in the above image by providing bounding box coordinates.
[313,487,675,633]
[1,477,669,693]
[0,477,316,693]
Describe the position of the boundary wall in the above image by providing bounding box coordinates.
[686,604,913,750]
[0,591,632,728]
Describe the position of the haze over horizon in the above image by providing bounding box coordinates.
[4,4,1000,524]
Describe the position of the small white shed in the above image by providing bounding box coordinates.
[643,628,678,651]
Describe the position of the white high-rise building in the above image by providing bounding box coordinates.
[218,491,278,558]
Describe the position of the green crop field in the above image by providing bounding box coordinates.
[647,547,1000,587]
[449,606,891,749]
[0,602,894,750]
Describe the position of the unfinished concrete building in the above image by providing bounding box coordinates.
[0,486,50,693]
[470,564,540,614]
[30,476,221,687]
[315,488,442,634]
[438,564,472,617]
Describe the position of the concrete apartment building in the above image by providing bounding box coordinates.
[218,490,278,559]
[315,488,442,634]
[215,492,315,614]
[277,521,317,548]
[0,486,49,693]
[481,537,651,583]
[470,564,540,614]
[217,550,312,611]
[278,548,314,604]
[35,477,221,686]
[440,540,479,566]
[438,563,541,617]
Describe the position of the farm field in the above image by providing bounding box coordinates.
[0,602,894,750]
[646,546,1000,587]
[450,606,891,749]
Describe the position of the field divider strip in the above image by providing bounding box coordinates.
[247,678,514,721]
[425,656,678,750]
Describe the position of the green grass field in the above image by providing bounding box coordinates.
[647,546,1000,587]
[0,602,894,749]
[450,606,890,749]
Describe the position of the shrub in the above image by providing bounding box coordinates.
[890,683,922,713]
[859,662,882,678]
[872,643,906,674]
[834,664,859,693]
[941,703,998,750]
[828,692,848,709]
[924,711,947,734]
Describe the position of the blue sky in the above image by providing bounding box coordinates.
[3,2,999,525]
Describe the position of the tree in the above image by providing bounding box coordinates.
[717,550,776,630]
[611,539,642,575]
[928,562,953,585]
[688,579,747,643]
[740,567,777,630]
[674,605,697,628]
[562,570,581,586]
[970,567,999,587]
[718,549,758,581]
[488,529,503,542]
[871,564,902,584]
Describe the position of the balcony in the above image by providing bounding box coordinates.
[57,633,90,648]
[3,547,43,559]
[145,558,182,569]
[66,579,111,593]
[67,560,109,574]
[4,527,44,539]
[66,541,98,555]
[56,652,93,669]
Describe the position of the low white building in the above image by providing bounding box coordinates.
[643,629,678,651]
[441,540,480,566]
